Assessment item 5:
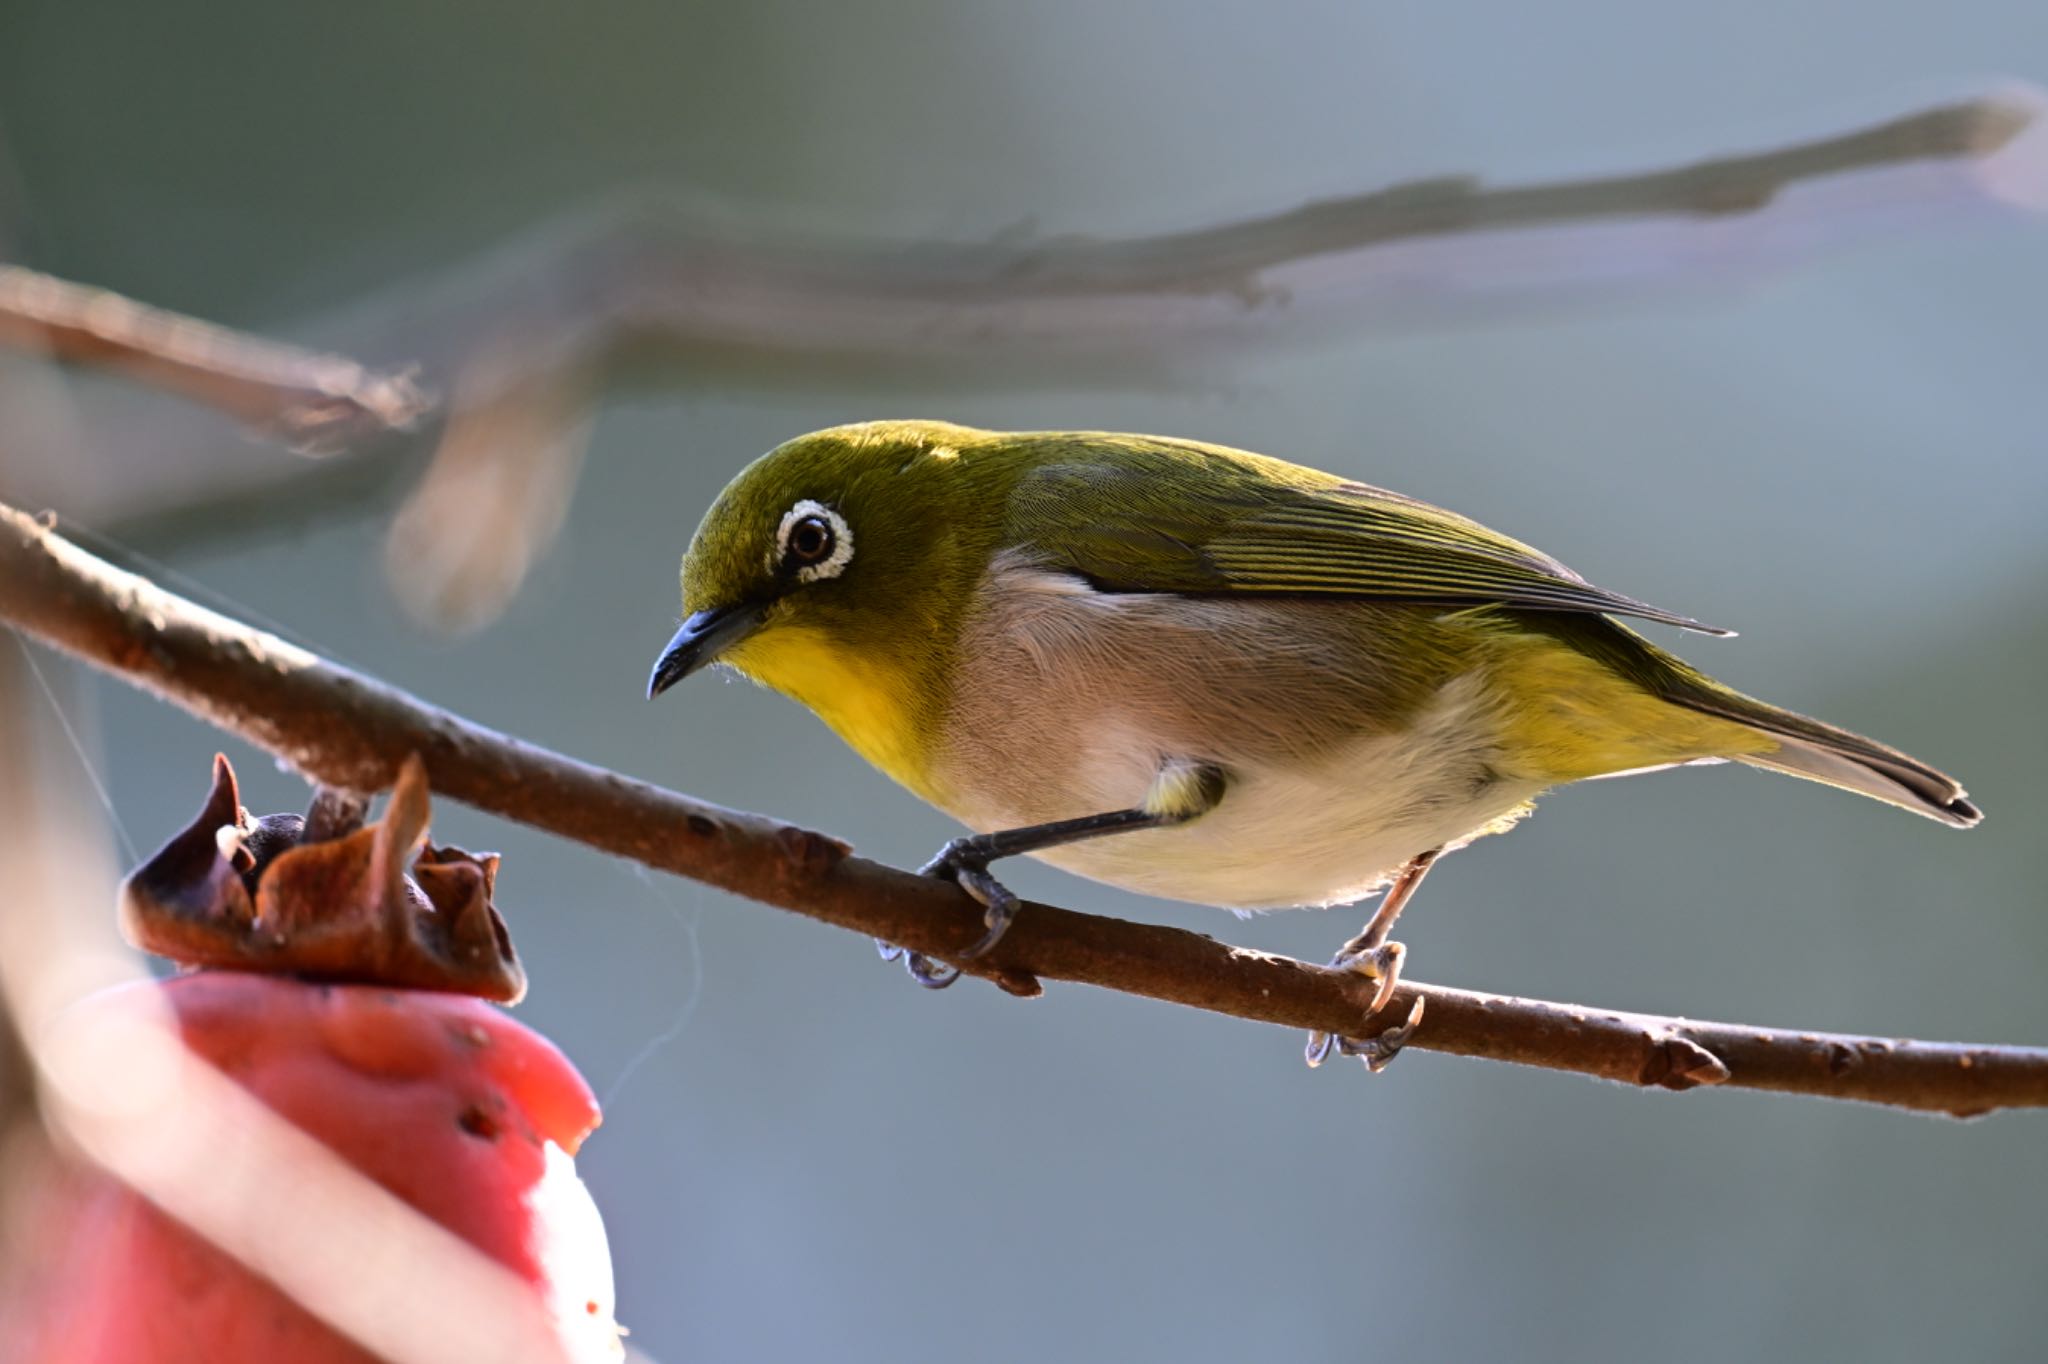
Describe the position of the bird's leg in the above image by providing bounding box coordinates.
[1330,847,1439,1006]
[879,760,1226,989]
[877,807,1166,989]
[1305,849,1440,1070]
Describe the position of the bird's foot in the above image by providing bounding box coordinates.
[1305,999,1427,1073]
[920,836,1024,957]
[918,836,1024,958]
[874,838,1026,988]
[1304,940,1416,1072]
[1337,939,1407,1015]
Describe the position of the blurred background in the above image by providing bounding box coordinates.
[3,3,2046,1361]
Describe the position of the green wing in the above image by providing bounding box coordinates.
[1006,436,1731,635]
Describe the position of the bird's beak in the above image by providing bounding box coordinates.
[647,602,768,699]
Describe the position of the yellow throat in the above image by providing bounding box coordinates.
[724,627,944,802]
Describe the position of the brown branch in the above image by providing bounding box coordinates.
[1,500,2041,1118]
[0,265,431,453]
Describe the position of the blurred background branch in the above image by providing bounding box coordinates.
[6,89,2042,631]
[0,264,429,452]
[5,501,2042,1118]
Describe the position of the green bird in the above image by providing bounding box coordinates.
[648,420,1979,1065]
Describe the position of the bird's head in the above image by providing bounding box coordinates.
[648,420,1011,779]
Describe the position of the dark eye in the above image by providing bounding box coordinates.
[776,500,854,581]
[786,515,834,565]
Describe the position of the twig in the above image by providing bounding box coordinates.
[1,500,2042,1118]
[0,265,431,453]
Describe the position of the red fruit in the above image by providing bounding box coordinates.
[18,974,619,1363]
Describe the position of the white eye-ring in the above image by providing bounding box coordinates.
[775,499,854,582]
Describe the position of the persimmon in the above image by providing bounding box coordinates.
[14,755,620,1362]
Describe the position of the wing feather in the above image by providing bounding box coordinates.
[1010,442,1731,635]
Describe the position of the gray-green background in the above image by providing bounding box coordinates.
[4,4,2045,1360]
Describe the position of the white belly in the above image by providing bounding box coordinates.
[928,558,1546,910]
[942,671,1542,911]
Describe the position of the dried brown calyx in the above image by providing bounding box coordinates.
[119,753,526,1002]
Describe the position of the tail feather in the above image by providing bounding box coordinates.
[1671,691,1982,828]
[1504,616,1980,827]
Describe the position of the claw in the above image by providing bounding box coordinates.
[1306,997,1427,1072]
[1343,940,1407,1015]
[874,939,960,989]
[955,866,1021,959]
[1303,939,1411,1071]
[1337,998,1427,1073]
